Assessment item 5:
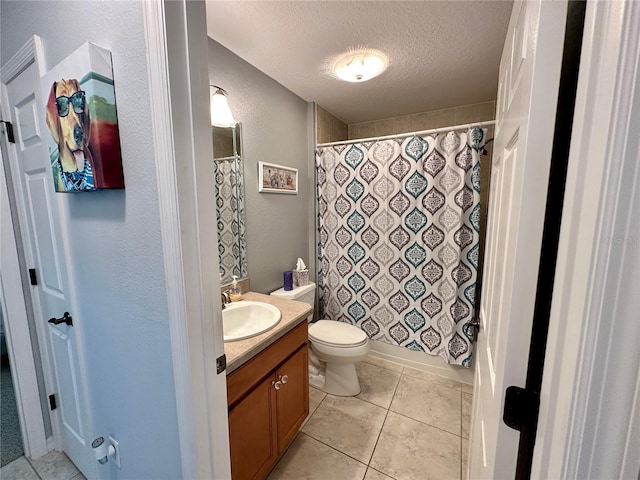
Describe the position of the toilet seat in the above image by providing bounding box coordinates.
[309,320,368,348]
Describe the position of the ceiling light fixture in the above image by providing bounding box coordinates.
[210,85,237,127]
[324,47,389,83]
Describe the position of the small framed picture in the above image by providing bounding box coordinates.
[258,161,298,194]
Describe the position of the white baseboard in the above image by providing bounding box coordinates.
[368,340,475,385]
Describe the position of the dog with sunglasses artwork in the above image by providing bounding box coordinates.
[43,44,125,193]
[45,79,98,191]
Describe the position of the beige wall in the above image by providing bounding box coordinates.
[209,39,311,294]
[316,100,495,144]
[348,101,495,139]
[316,105,348,143]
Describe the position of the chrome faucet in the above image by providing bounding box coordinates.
[221,290,231,309]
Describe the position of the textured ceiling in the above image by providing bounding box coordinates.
[206,1,512,124]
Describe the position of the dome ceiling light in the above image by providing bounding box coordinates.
[324,47,389,83]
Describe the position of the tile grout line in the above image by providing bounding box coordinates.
[304,390,379,468]
[401,369,469,394]
[364,355,474,393]
[301,393,325,430]
[310,389,327,416]
[460,390,464,480]
[301,362,467,479]
[297,432,369,470]
[354,382,400,411]
[24,455,44,480]
[364,465,400,480]
[365,371,403,471]
[361,358,405,375]
[357,362,465,462]
[389,408,464,439]
[391,367,466,438]
[460,434,464,480]
[355,395,389,410]
[302,382,393,475]
[460,390,464,437]
[461,391,471,441]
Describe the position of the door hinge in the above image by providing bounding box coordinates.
[49,394,57,411]
[216,354,226,375]
[29,268,38,286]
[0,121,15,143]
[503,386,539,431]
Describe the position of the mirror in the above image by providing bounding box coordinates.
[213,124,247,284]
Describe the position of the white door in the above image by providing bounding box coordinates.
[468,1,568,478]
[3,58,96,477]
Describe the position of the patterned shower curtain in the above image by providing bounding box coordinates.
[214,157,247,280]
[316,128,487,367]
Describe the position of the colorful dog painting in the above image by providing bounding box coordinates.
[41,43,124,192]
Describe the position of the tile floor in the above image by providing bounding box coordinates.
[0,450,86,480]
[1,356,472,480]
[268,354,473,480]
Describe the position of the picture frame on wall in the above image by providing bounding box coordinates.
[41,42,124,192]
[258,161,298,194]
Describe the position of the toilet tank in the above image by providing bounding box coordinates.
[270,282,316,318]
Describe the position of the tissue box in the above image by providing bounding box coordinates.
[294,269,309,286]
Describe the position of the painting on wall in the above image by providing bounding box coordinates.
[258,161,298,194]
[41,42,124,192]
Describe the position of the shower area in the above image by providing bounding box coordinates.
[315,105,494,375]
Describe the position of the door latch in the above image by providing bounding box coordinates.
[467,318,480,342]
[48,312,73,326]
[216,354,226,374]
[503,385,539,431]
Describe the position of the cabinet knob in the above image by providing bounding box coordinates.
[279,374,289,384]
[272,380,282,390]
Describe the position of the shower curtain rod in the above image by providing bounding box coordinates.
[316,119,496,147]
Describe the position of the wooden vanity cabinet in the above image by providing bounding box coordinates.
[274,347,308,452]
[228,376,276,480]
[227,321,309,480]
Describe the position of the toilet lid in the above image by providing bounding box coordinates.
[308,320,368,347]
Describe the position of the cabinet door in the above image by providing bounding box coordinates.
[275,346,309,453]
[228,375,277,480]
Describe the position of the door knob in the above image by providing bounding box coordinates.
[278,374,289,384]
[272,380,282,390]
[48,312,73,326]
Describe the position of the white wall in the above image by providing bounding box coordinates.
[208,39,313,294]
[1,2,181,478]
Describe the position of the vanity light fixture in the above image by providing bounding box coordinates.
[210,85,237,127]
[324,47,389,83]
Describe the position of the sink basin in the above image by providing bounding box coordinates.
[222,301,282,342]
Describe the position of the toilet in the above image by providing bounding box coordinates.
[270,282,370,396]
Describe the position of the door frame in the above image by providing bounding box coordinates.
[0,35,52,460]
[141,2,231,478]
[532,1,640,477]
[147,1,640,477]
